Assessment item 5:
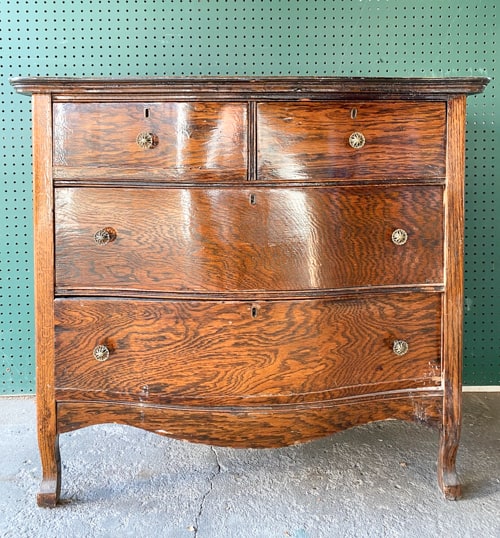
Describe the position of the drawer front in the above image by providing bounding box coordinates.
[54,293,442,405]
[55,186,443,293]
[53,102,248,181]
[257,101,446,181]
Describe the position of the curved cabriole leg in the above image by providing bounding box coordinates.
[37,433,61,508]
[438,381,462,501]
[438,426,462,500]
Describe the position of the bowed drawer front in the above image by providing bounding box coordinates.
[54,185,443,293]
[54,294,442,405]
[11,75,488,506]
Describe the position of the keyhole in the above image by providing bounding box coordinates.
[144,108,150,119]
[350,108,357,119]
[251,306,258,318]
[250,194,257,205]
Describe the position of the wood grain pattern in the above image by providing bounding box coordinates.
[53,102,247,181]
[10,76,490,99]
[438,96,467,500]
[54,293,441,405]
[10,76,488,505]
[32,94,61,508]
[56,392,443,448]
[55,185,443,294]
[258,101,446,180]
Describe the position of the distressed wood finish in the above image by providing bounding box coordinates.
[56,393,444,448]
[55,185,444,294]
[10,75,489,97]
[10,76,489,506]
[258,101,446,180]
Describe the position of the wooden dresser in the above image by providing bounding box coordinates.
[11,76,488,506]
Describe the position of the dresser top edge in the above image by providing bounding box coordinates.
[9,76,490,97]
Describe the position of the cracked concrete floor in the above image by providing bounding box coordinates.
[1,393,499,538]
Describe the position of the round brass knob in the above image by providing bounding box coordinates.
[391,228,408,246]
[136,131,158,149]
[93,345,110,362]
[94,227,116,246]
[349,131,366,149]
[392,340,409,356]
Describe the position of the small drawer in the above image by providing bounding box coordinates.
[53,102,248,181]
[54,293,442,406]
[257,101,446,181]
[55,185,443,294]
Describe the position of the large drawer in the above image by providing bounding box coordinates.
[54,293,442,406]
[257,101,446,181]
[55,185,443,294]
[53,102,248,181]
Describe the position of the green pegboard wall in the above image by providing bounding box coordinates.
[0,0,497,393]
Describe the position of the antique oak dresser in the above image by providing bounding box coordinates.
[11,76,488,506]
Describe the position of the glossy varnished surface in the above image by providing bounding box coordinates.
[258,101,446,180]
[54,293,441,406]
[53,102,247,180]
[55,185,443,294]
[10,76,489,505]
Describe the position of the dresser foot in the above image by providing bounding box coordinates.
[438,475,462,500]
[37,435,61,507]
[437,432,462,500]
[37,480,61,508]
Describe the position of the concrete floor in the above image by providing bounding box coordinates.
[0,394,498,538]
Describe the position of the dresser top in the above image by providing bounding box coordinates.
[10,76,489,98]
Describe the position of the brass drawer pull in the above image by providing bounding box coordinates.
[93,345,110,362]
[94,227,116,246]
[392,340,409,356]
[136,131,158,149]
[391,228,408,246]
[348,131,365,149]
